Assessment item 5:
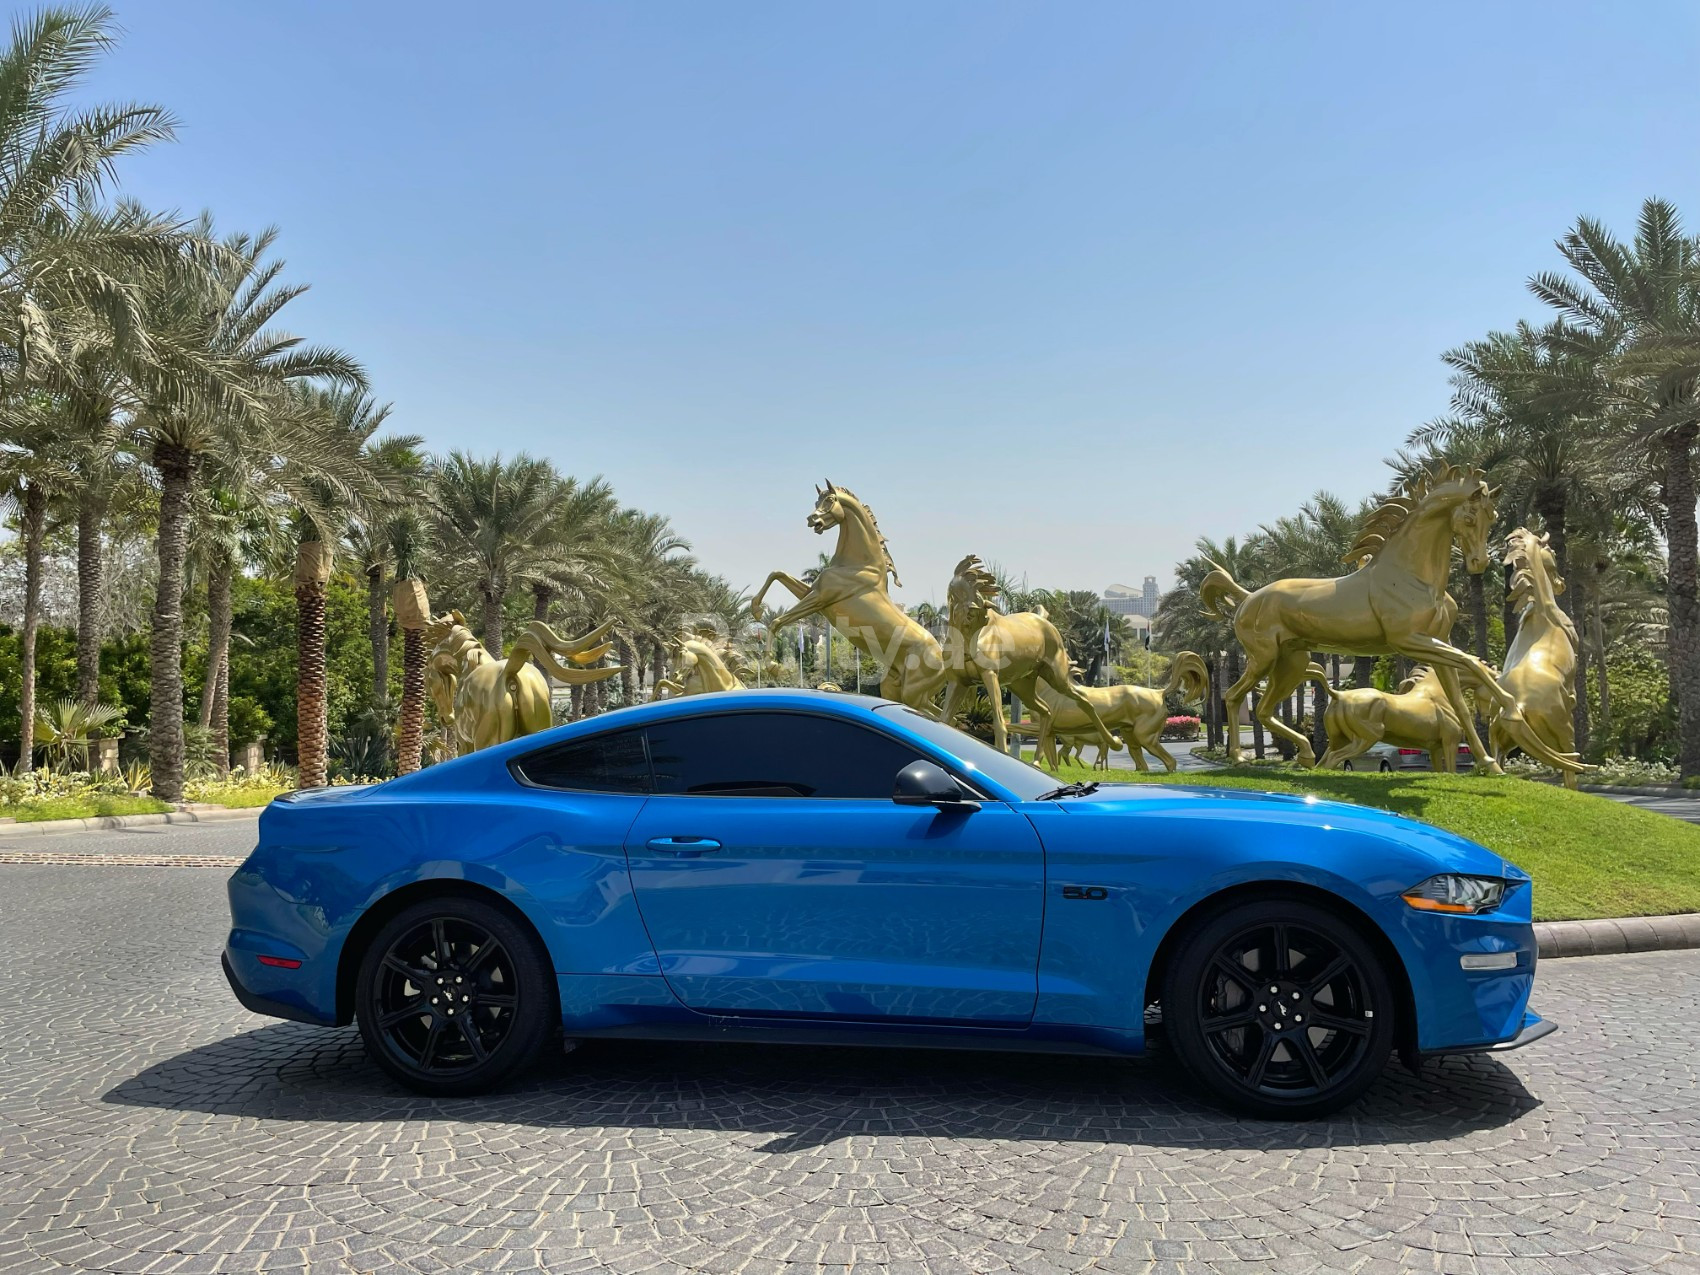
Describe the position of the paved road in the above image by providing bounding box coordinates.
[0,816,259,858]
[1608,793,1700,826]
[2,863,1697,1274]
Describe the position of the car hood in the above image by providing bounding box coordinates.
[1049,782,1514,878]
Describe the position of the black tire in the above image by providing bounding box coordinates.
[1162,898,1395,1119]
[1341,760,1354,771]
[355,896,555,1096]
[1378,760,1392,772]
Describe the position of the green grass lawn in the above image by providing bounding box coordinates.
[2,794,171,823]
[1040,761,1700,922]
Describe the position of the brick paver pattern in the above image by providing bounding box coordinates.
[1,863,1697,1275]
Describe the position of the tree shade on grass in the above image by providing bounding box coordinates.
[1041,763,1700,922]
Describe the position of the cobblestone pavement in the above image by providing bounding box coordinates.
[2,865,1698,1275]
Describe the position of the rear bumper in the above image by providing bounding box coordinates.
[221,951,335,1027]
[1420,1009,1556,1058]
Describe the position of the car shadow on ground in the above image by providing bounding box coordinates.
[104,1021,1538,1152]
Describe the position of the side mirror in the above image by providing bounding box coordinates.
[893,761,978,811]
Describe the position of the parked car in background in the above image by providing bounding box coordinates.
[1342,741,1476,772]
[224,690,1549,1120]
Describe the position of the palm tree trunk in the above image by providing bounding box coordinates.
[76,489,107,708]
[149,443,198,801]
[1591,557,1611,737]
[396,626,425,775]
[1567,562,1590,751]
[295,541,332,789]
[570,683,584,720]
[1310,652,1329,759]
[480,579,505,656]
[616,634,636,705]
[1250,692,1265,760]
[1469,570,1489,664]
[16,482,47,773]
[205,546,233,776]
[366,564,388,704]
[1664,424,1700,779]
[531,585,552,622]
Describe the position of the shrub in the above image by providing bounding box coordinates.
[1160,715,1201,741]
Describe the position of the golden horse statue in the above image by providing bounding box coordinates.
[1318,666,1468,772]
[938,557,1119,766]
[1485,528,1583,789]
[424,612,620,756]
[1200,461,1583,778]
[751,482,943,710]
[653,631,747,698]
[1008,653,1210,772]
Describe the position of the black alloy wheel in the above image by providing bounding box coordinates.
[1163,898,1395,1118]
[355,896,553,1095]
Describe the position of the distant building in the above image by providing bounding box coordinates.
[1104,575,1161,619]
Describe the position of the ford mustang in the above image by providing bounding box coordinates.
[222,689,1553,1118]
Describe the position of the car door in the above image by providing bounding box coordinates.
[622,709,1046,1025]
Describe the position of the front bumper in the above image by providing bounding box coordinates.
[1419,1009,1556,1058]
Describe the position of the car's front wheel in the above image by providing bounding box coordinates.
[355,896,554,1096]
[1163,898,1395,1119]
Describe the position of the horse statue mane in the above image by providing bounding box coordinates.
[949,554,1001,613]
[1343,461,1494,564]
[1505,527,1578,645]
[822,480,902,588]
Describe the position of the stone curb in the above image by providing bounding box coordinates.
[1535,913,1700,959]
[1579,784,1700,799]
[0,806,263,838]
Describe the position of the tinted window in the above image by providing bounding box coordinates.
[514,729,650,793]
[646,713,927,799]
[872,704,1057,800]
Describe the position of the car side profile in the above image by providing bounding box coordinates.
[223,690,1552,1118]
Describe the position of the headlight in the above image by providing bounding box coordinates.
[1402,874,1507,914]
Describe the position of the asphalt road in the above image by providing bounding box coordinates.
[1,858,1697,1274]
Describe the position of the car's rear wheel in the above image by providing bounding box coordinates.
[1163,898,1395,1119]
[1378,760,1392,772]
[355,896,554,1096]
[1341,760,1354,771]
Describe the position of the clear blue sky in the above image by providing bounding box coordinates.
[85,1,1700,605]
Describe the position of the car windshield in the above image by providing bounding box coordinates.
[872,704,1060,800]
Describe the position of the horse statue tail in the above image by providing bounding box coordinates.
[504,618,624,690]
[1163,651,1210,704]
[1198,562,1250,620]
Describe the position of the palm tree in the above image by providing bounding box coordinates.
[1530,198,1700,777]
[0,398,71,770]
[428,453,609,656]
[346,434,426,705]
[1158,535,1263,753]
[0,8,199,755]
[1415,321,1624,748]
[282,387,412,788]
[127,223,364,800]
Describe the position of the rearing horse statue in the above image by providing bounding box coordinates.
[1200,462,1584,777]
[1485,528,1584,788]
[750,482,944,710]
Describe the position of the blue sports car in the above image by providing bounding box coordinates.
[223,690,1553,1118]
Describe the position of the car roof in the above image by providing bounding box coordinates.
[418,690,900,774]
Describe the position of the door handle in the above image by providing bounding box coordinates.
[645,836,722,856]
